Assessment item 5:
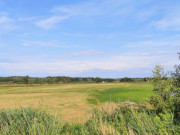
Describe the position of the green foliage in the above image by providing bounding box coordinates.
[172,52,180,86]
[149,65,180,123]
[23,75,30,84]
[120,77,134,82]
[1,105,179,135]
[85,102,179,135]
[0,76,148,84]
[0,76,117,84]
[94,77,102,83]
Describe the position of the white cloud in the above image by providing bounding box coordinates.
[34,0,162,30]
[50,0,159,24]
[0,16,17,31]
[18,17,37,21]
[0,16,12,24]
[1,50,178,77]
[22,43,30,47]
[62,32,89,37]
[150,4,180,31]
[126,40,180,48]
[152,18,180,30]
[22,40,78,48]
[52,7,73,13]
[72,50,103,57]
[96,34,116,39]
[49,0,130,25]
[22,40,59,47]
[35,16,68,29]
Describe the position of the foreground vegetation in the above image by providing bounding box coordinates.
[0,102,179,135]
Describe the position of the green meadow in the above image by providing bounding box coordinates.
[88,83,153,104]
[0,82,153,122]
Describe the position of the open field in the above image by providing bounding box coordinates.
[0,82,153,122]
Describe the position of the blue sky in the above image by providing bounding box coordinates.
[0,0,179,78]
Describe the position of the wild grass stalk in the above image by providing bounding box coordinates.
[0,102,179,135]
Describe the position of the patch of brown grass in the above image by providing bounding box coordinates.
[0,83,139,122]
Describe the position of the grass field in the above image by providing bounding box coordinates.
[0,82,153,122]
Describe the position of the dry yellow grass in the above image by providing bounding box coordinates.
[0,92,93,122]
[0,83,150,122]
[0,83,130,122]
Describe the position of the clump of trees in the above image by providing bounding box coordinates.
[120,77,134,82]
[148,53,180,123]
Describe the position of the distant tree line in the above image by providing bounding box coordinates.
[0,76,115,84]
[119,77,150,82]
[0,76,148,84]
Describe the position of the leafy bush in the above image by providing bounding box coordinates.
[86,102,179,135]
[148,65,180,124]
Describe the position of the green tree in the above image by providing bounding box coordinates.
[95,77,102,83]
[172,52,180,85]
[149,65,180,123]
[171,52,180,121]
[23,75,30,84]
[61,77,70,83]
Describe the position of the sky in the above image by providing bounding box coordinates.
[0,0,180,78]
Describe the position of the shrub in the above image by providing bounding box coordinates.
[86,102,179,135]
[148,65,180,124]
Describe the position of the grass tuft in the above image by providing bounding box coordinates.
[0,102,179,135]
